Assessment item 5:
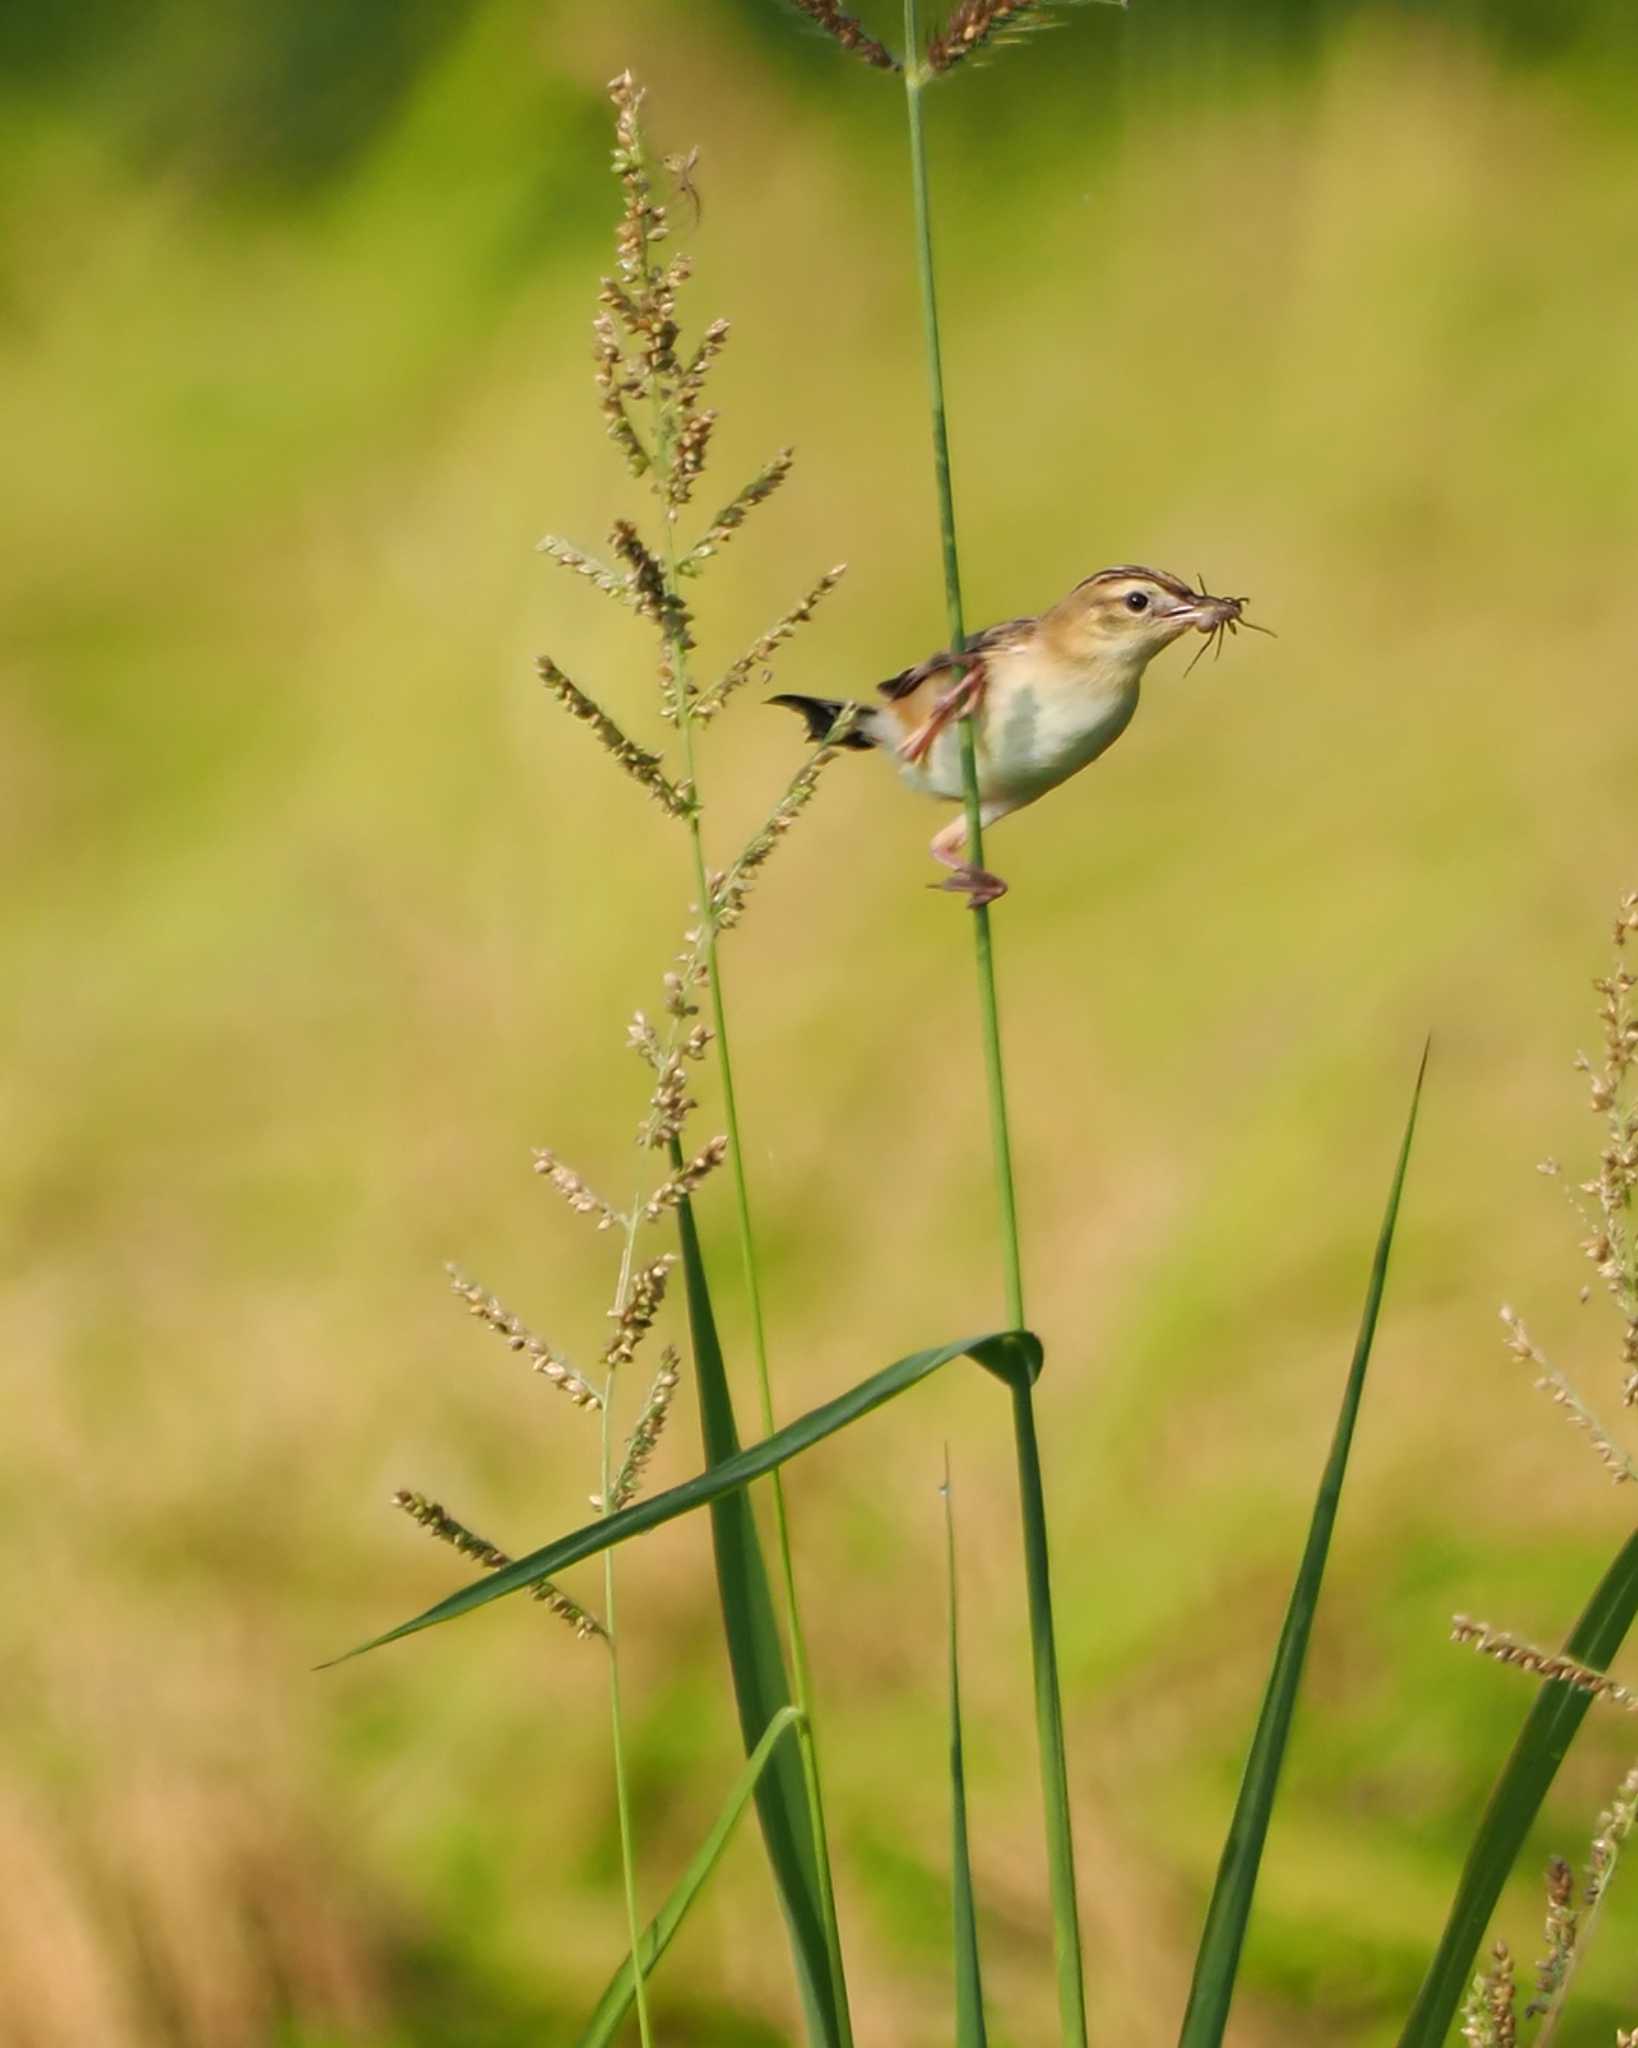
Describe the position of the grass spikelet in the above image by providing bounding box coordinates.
[591,310,651,478]
[602,1256,675,1372]
[1575,891,1638,1400]
[1525,1762,1638,2040]
[640,1050,696,1151]
[1499,1308,1635,1483]
[693,564,848,719]
[446,1263,601,1409]
[608,72,672,316]
[1460,1941,1517,2048]
[1587,1761,1638,1908]
[534,532,629,602]
[643,1137,729,1220]
[1526,1856,1578,2018]
[605,1348,682,1510]
[681,448,795,569]
[390,1490,605,1640]
[531,1149,621,1230]
[536,655,694,818]
[709,732,857,931]
[1449,1617,1638,1713]
[677,317,730,414]
[782,0,901,71]
[926,0,1126,76]
[610,519,693,647]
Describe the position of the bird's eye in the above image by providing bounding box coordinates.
[1124,590,1150,613]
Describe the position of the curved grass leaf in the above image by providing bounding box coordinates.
[1396,1521,1638,2048]
[324,1325,1039,1664]
[1177,1046,1428,2048]
[670,1186,841,2048]
[943,1454,989,2048]
[575,1704,805,2048]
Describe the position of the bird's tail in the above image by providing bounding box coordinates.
[767,693,876,751]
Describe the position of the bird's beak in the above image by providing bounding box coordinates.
[1166,592,1244,633]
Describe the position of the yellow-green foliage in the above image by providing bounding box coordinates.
[3,4,1637,2043]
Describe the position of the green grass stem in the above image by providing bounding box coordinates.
[902,10,1085,2041]
[944,1452,990,2048]
[576,1705,806,2047]
[599,1199,658,2048]
[663,515,854,2044]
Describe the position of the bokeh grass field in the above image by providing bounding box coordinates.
[3,2,1637,2042]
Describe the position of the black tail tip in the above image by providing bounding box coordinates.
[767,694,873,750]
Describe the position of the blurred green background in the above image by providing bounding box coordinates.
[4,1,1637,2042]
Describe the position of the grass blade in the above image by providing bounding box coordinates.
[944,1453,989,2048]
[323,1320,1040,1660]
[1396,1521,1638,2048]
[1177,1045,1428,2048]
[575,1704,805,2048]
[670,1186,842,2048]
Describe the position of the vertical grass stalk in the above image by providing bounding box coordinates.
[661,531,854,2042]
[902,9,1087,2041]
[601,1201,657,2048]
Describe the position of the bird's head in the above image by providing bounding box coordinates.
[1046,566,1262,680]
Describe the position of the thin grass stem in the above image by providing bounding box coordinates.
[901,35,1024,1330]
[661,508,855,2045]
[902,9,1085,2041]
[601,1193,656,2048]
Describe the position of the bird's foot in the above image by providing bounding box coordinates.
[931,864,1008,910]
[898,659,987,767]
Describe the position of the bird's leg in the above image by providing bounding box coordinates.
[898,654,988,767]
[928,813,1007,910]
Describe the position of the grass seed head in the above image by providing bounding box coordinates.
[785,0,901,71]
[927,0,1125,76]
[1526,1854,1578,2016]
[531,1149,620,1231]
[1450,1616,1638,1713]
[602,1256,675,1372]
[608,1347,683,1511]
[536,656,693,819]
[390,1491,606,1641]
[445,1263,601,1409]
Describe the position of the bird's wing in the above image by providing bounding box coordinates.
[875,615,1037,704]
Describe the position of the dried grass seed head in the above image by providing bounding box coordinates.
[602,1255,675,1372]
[1526,1854,1578,2016]
[643,1136,728,1219]
[1461,1941,1517,2048]
[927,0,1126,75]
[1451,1615,1638,1713]
[710,730,856,929]
[606,1346,683,1511]
[784,0,901,70]
[446,1262,601,1408]
[536,656,694,820]
[1498,1306,1635,1484]
[1588,1761,1638,1905]
[532,1149,620,1231]
[391,1489,606,1640]
[692,563,848,723]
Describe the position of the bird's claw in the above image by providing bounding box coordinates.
[931,865,1008,910]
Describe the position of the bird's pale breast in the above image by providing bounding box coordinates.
[891,647,1140,806]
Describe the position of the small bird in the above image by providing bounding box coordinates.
[772,565,1266,905]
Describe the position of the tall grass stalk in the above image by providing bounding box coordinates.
[663,549,854,2037]
[901,7,1086,2041]
[599,79,851,2027]
[601,1199,658,2048]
